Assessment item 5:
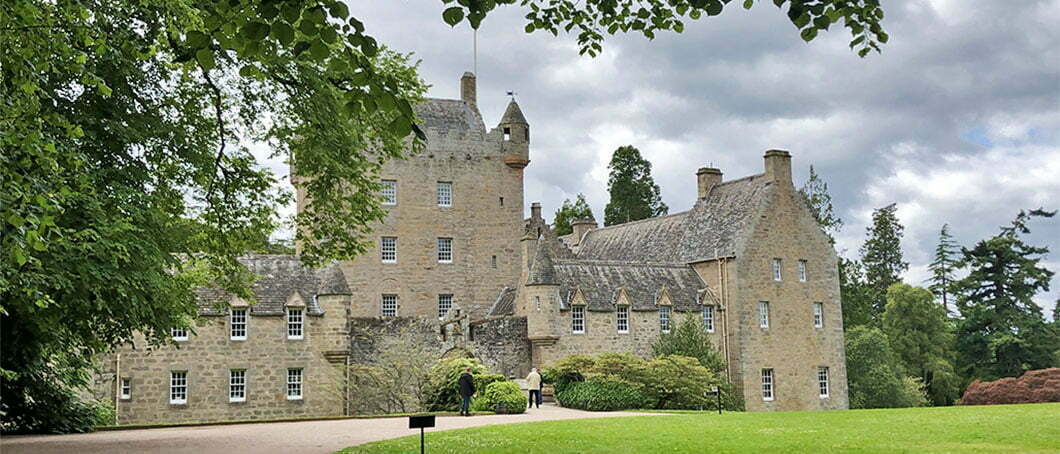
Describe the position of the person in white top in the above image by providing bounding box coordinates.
[526,368,542,409]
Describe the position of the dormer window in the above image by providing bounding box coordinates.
[659,306,672,333]
[571,305,585,334]
[503,127,511,141]
[616,305,629,333]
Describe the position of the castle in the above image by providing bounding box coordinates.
[94,73,848,424]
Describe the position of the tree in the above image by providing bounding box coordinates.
[603,146,668,226]
[845,326,928,409]
[927,224,960,314]
[953,209,1059,382]
[839,258,875,329]
[343,319,443,414]
[799,165,843,243]
[552,194,595,236]
[882,284,960,406]
[859,204,909,320]
[652,313,726,375]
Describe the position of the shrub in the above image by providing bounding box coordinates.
[421,357,487,411]
[471,381,526,414]
[642,355,720,410]
[959,368,1060,405]
[542,354,596,394]
[556,381,649,411]
[474,373,506,393]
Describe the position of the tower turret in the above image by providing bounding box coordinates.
[500,100,530,169]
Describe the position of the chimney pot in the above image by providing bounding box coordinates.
[530,202,542,219]
[570,217,598,246]
[696,167,723,199]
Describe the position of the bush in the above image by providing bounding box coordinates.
[642,355,719,410]
[959,368,1060,405]
[556,381,649,411]
[471,381,526,414]
[421,357,487,411]
[542,354,595,394]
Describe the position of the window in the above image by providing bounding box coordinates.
[380,237,397,263]
[120,378,131,400]
[230,308,247,340]
[380,179,397,205]
[813,302,824,328]
[703,305,715,333]
[772,258,782,281]
[230,370,246,402]
[438,294,453,319]
[499,197,504,206]
[659,306,672,333]
[761,368,774,401]
[437,182,452,207]
[437,237,453,263]
[616,305,629,333]
[491,255,497,268]
[798,260,807,282]
[382,294,398,317]
[287,368,303,400]
[758,302,770,328]
[818,366,830,398]
[171,327,188,341]
[287,308,303,339]
[170,371,187,404]
[571,305,585,334]
[503,127,511,141]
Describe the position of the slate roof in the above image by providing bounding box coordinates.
[414,98,485,134]
[195,255,349,316]
[553,260,705,312]
[487,287,517,316]
[526,241,557,285]
[500,100,528,125]
[575,174,773,263]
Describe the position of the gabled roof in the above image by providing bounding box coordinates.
[574,174,773,263]
[487,287,517,316]
[553,260,705,312]
[414,98,485,134]
[195,255,349,316]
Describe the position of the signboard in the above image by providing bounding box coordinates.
[409,414,436,429]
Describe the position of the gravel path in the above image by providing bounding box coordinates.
[2,404,662,454]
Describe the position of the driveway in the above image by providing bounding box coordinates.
[2,404,662,454]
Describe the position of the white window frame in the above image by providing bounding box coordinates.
[813,302,824,328]
[758,302,770,328]
[703,305,715,333]
[171,327,188,342]
[286,368,303,400]
[659,306,672,334]
[437,181,452,207]
[229,369,246,403]
[380,237,397,263]
[437,237,453,263]
[818,366,830,398]
[230,308,247,341]
[616,305,629,333]
[438,294,453,319]
[286,308,304,340]
[382,294,398,317]
[380,179,397,205]
[571,305,585,334]
[170,371,187,404]
[761,368,774,401]
[120,377,131,400]
[798,260,807,282]
[772,258,782,281]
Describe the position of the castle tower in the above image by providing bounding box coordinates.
[500,100,530,169]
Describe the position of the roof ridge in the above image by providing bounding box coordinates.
[553,259,692,268]
[581,210,690,236]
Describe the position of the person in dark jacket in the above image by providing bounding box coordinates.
[458,368,476,416]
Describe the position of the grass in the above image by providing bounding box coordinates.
[339,403,1060,453]
[96,410,495,431]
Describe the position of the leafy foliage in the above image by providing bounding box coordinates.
[555,381,649,411]
[839,257,875,329]
[927,224,960,313]
[652,313,726,375]
[799,165,843,243]
[344,319,441,414]
[422,357,488,412]
[552,194,595,236]
[603,146,668,226]
[439,0,889,58]
[882,284,960,406]
[953,209,1058,382]
[471,380,526,414]
[859,204,909,320]
[845,326,928,409]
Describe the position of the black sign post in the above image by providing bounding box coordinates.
[706,386,722,415]
[408,415,436,454]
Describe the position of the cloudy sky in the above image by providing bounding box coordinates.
[270,0,1060,315]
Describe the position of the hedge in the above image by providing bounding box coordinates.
[555,381,649,411]
[471,381,526,414]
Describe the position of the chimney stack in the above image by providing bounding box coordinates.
[460,72,477,111]
[764,149,792,185]
[571,217,598,246]
[696,167,723,199]
[530,202,542,220]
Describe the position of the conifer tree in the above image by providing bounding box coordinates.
[552,194,595,236]
[840,258,875,329]
[603,146,668,226]
[954,209,1058,381]
[882,284,960,406]
[799,165,843,243]
[927,224,960,314]
[859,204,909,319]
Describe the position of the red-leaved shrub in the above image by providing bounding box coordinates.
[959,368,1060,405]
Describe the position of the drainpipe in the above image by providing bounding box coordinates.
[344,356,351,416]
[721,258,732,382]
[114,353,121,426]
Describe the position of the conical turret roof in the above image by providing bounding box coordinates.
[500,100,528,125]
[527,240,556,286]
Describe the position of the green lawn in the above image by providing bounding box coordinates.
[339,403,1060,453]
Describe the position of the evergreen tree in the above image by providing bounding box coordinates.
[927,224,959,314]
[603,146,668,226]
[799,165,843,243]
[954,209,1059,381]
[839,258,875,329]
[882,284,960,406]
[552,194,595,236]
[859,204,909,319]
[845,326,928,409]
